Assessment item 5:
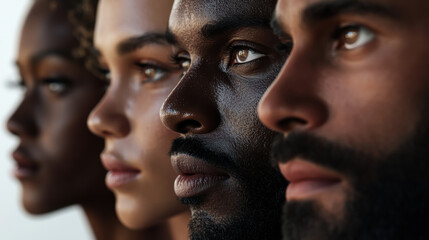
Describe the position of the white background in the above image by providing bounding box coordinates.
[0,1,93,239]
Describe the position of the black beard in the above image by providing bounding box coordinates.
[272,129,429,240]
[171,137,286,240]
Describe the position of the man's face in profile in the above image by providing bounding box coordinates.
[258,0,429,239]
[160,0,288,239]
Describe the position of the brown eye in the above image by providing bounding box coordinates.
[136,63,167,83]
[144,67,156,79]
[181,60,190,69]
[232,48,265,64]
[336,25,375,50]
[237,50,249,62]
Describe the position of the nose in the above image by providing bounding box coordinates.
[160,64,220,135]
[7,90,39,138]
[87,85,131,138]
[258,49,328,134]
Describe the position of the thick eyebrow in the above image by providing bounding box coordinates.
[165,27,178,45]
[303,0,400,24]
[201,16,271,39]
[117,32,168,55]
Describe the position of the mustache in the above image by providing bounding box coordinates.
[271,132,371,178]
[170,137,238,174]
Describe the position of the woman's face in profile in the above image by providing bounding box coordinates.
[87,0,189,229]
[7,0,110,214]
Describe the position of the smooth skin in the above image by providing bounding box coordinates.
[87,0,190,239]
[7,0,147,239]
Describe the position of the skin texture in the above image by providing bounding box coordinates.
[161,0,288,239]
[87,0,190,238]
[7,1,151,239]
[258,0,429,239]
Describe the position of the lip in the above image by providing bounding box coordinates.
[11,148,39,180]
[101,153,140,189]
[279,159,342,201]
[171,153,230,198]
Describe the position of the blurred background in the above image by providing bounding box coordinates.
[0,1,93,239]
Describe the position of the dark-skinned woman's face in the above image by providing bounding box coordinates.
[7,0,110,214]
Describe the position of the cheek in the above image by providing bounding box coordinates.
[321,66,426,156]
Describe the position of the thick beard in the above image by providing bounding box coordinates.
[274,128,429,240]
[187,169,286,240]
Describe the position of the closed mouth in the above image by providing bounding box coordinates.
[171,153,230,199]
[101,153,140,189]
[279,159,343,201]
[12,149,39,179]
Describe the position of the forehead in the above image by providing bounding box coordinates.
[19,0,76,56]
[170,0,277,42]
[275,0,429,25]
[94,0,172,48]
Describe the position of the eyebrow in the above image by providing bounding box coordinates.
[165,27,178,45]
[23,50,74,66]
[303,0,400,24]
[271,16,288,38]
[201,16,271,39]
[117,32,168,55]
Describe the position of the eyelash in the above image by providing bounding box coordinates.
[170,54,191,77]
[135,62,168,83]
[8,79,26,89]
[225,44,265,66]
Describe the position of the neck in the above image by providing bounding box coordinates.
[82,202,191,240]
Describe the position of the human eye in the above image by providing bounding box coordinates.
[98,67,111,82]
[334,24,375,50]
[170,53,191,76]
[8,79,26,90]
[231,48,266,65]
[42,76,72,94]
[135,62,168,83]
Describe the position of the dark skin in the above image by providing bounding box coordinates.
[7,0,147,239]
[161,0,287,239]
[258,0,429,239]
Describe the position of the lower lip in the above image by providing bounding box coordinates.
[12,167,38,180]
[286,179,341,200]
[174,174,229,198]
[105,171,140,189]
[11,151,39,180]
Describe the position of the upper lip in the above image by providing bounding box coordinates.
[171,153,229,177]
[100,152,139,172]
[12,146,39,169]
[279,159,342,183]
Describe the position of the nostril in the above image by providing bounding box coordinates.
[176,119,203,134]
[278,117,308,132]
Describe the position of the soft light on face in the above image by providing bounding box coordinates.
[7,0,110,214]
[258,0,429,239]
[87,0,188,229]
[161,0,288,239]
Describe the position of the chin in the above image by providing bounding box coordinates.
[115,195,153,229]
[21,190,65,215]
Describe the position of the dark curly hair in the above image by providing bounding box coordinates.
[50,0,101,78]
